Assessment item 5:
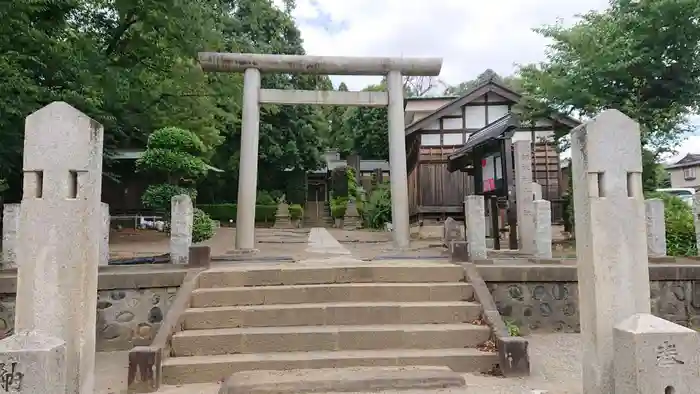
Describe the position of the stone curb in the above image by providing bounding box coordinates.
[459,262,530,377]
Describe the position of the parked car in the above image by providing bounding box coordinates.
[655,187,695,206]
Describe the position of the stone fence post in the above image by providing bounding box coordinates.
[170,195,193,265]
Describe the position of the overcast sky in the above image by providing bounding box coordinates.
[278,0,700,160]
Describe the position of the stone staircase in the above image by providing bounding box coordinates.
[162,262,498,385]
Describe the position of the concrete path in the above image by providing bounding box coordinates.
[305,227,352,255]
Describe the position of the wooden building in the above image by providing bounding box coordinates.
[404,79,579,221]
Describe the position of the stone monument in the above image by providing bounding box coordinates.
[170,194,193,265]
[570,109,651,394]
[464,195,487,260]
[2,102,104,394]
[514,140,535,253]
[1,203,19,268]
[441,217,463,247]
[273,195,293,229]
[645,198,666,257]
[533,199,552,259]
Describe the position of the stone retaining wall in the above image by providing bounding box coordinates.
[0,265,188,351]
[480,264,700,334]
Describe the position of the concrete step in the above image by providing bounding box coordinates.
[172,323,491,356]
[190,282,474,307]
[162,348,499,385]
[197,263,465,288]
[183,301,482,330]
[217,367,466,394]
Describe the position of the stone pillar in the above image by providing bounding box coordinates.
[170,195,193,265]
[100,202,110,265]
[465,195,487,260]
[235,67,261,251]
[386,70,410,249]
[533,199,552,259]
[645,198,666,257]
[13,102,104,394]
[532,182,542,200]
[614,313,700,393]
[2,203,20,268]
[693,194,700,255]
[571,109,651,394]
[514,140,534,253]
[0,331,67,394]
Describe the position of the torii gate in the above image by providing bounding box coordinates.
[198,52,443,250]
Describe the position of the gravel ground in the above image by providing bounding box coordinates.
[95,334,582,394]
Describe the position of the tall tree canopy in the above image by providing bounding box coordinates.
[518,0,700,156]
[0,0,329,203]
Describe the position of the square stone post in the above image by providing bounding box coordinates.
[100,202,110,265]
[614,313,700,393]
[386,70,410,249]
[514,140,534,253]
[0,331,67,394]
[170,195,193,265]
[693,194,700,255]
[570,109,651,394]
[13,102,104,394]
[645,198,666,257]
[465,195,487,260]
[235,67,261,251]
[2,203,20,268]
[532,182,542,200]
[533,199,552,259]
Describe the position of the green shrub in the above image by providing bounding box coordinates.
[198,204,277,224]
[256,190,276,206]
[363,182,392,229]
[289,204,304,220]
[142,185,197,214]
[646,192,697,256]
[192,208,215,243]
[330,196,348,218]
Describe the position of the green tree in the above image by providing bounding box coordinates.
[200,0,328,202]
[518,0,700,187]
[342,83,389,160]
[136,127,214,242]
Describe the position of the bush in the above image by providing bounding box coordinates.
[330,196,348,218]
[289,204,303,220]
[363,182,392,229]
[257,190,276,206]
[142,185,197,214]
[198,204,277,224]
[646,192,697,256]
[192,208,215,243]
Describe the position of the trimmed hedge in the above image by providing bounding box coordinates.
[198,204,277,223]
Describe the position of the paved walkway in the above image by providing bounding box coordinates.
[305,227,352,255]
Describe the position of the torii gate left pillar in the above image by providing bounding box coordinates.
[199,52,443,251]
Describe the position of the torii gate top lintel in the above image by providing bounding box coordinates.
[198,52,443,76]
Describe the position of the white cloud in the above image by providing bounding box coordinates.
[284,0,611,90]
